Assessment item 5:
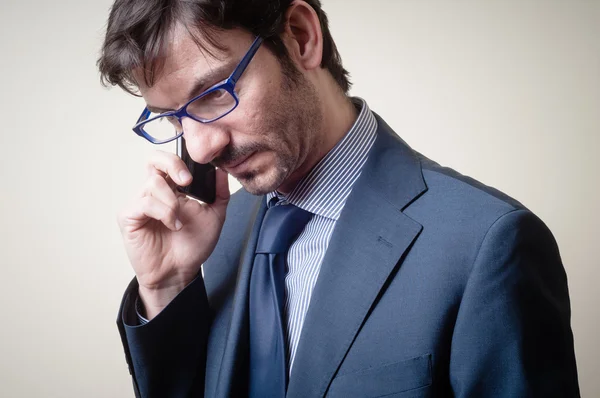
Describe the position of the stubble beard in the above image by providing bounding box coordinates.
[235,71,323,196]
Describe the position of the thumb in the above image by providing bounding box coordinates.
[210,168,230,211]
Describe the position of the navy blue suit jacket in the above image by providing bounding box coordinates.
[118,115,579,397]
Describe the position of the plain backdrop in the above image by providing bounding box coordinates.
[0,1,598,397]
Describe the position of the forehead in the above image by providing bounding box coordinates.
[135,26,253,105]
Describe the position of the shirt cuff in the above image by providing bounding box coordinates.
[135,295,150,325]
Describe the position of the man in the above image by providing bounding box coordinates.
[98,0,580,397]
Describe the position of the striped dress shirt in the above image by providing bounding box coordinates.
[266,97,377,372]
[137,97,378,374]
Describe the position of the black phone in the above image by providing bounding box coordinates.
[176,136,216,203]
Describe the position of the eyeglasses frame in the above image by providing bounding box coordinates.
[132,36,264,144]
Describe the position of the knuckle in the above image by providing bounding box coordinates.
[148,174,165,190]
[163,208,176,222]
[164,195,179,211]
[146,158,162,173]
[158,149,176,161]
[149,151,171,172]
[140,196,153,210]
[145,162,155,175]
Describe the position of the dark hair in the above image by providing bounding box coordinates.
[97,0,351,96]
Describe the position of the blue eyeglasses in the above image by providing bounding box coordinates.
[132,36,264,144]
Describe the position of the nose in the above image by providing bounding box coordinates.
[180,117,230,164]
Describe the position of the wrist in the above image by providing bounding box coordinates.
[138,280,187,320]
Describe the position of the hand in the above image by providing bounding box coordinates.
[117,150,230,319]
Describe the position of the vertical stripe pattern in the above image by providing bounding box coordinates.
[267,98,378,372]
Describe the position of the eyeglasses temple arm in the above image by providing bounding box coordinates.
[229,36,264,85]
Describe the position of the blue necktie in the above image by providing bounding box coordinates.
[248,203,313,398]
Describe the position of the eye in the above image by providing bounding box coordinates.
[165,115,181,127]
[205,89,228,101]
[187,87,236,120]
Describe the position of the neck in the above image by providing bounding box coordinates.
[278,81,358,194]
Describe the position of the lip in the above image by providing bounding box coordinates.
[226,152,255,173]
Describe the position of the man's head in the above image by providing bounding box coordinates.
[98,0,352,195]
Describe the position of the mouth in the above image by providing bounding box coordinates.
[225,152,255,174]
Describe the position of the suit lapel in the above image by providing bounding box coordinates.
[286,116,427,398]
[214,196,267,398]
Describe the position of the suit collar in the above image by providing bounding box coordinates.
[286,115,427,397]
[359,114,427,212]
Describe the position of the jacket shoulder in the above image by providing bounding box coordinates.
[419,154,526,210]
[406,153,529,226]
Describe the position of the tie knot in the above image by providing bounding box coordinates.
[256,204,312,254]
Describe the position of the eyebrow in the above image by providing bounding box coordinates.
[146,61,237,114]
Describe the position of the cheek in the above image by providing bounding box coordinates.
[227,69,294,147]
[230,94,278,139]
[235,60,285,124]
[226,108,262,142]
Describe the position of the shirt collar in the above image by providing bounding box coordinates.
[267,97,378,220]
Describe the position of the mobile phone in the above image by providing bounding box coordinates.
[176,136,216,203]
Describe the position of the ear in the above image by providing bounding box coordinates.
[282,1,323,71]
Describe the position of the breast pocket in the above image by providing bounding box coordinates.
[326,354,432,398]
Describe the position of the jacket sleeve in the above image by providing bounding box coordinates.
[449,209,580,397]
[117,274,211,398]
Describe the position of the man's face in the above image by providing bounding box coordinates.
[136,26,323,195]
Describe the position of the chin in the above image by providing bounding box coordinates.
[237,165,289,196]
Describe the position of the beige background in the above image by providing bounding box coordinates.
[0,0,598,396]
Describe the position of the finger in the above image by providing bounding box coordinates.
[121,195,182,232]
[146,150,193,187]
[143,174,181,215]
[209,168,230,211]
[145,163,177,191]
